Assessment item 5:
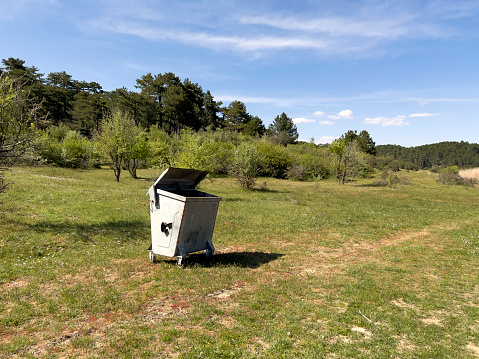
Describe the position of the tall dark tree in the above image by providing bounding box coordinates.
[222,100,264,135]
[223,100,249,130]
[71,92,107,135]
[1,58,43,86]
[107,88,158,129]
[342,130,376,155]
[203,90,223,129]
[268,112,298,145]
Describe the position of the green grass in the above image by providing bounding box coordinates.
[1,167,478,358]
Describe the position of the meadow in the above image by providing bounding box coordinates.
[0,167,478,358]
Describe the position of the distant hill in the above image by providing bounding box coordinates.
[376,141,479,169]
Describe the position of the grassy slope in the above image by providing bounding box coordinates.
[0,167,478,358]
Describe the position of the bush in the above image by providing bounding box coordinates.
[286,164,308,181]
[374,169,404,188]
[61,131,94,168]
[35,126,94,168]
[256,141,291,178]
[286,143,330,180]
[173,131,233,175]
[229,142,260,189]
[437,166,477,186]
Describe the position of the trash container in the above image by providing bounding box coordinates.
[147,167,222,268]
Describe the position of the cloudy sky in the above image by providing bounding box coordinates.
[2,0,479,146]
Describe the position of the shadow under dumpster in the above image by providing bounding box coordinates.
[162,251,284,269]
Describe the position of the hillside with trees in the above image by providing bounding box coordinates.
[376,142,479,170]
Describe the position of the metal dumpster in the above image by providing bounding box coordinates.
[147,167,222,268]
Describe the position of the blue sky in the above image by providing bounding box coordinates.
[2,0,479,147]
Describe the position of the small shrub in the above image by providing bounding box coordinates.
[374,169,409,188]
[286,164,308,181]
[229,142,260,189]
[61,131,94,169]
[437,167,477,186]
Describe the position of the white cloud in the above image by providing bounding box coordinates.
[313,110,326,116]
[364,115,410,126]
[319,120,334,125]
[408,113,440,117]
[85,0,476,58]
[316,136,337,144]
[293,117,316,124]
[328,109,353,120]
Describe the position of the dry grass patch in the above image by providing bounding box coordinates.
[459,167,479,180]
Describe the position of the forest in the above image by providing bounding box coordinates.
[376,142,479,169]
[1,57,478,187]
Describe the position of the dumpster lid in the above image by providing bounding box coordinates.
[153,167,208,190]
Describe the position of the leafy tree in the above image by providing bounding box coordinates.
[0,74,42,192]
[95,109,143,182]
[0,74,40,161]
[329,138,365,184]
[124,137,149,179]
[267,112,298,145]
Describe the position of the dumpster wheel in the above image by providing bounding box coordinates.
[149,251,157,263]
[176,256,186,269]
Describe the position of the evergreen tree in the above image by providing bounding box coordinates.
[268,112,298,145]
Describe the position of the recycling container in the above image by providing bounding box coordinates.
[147,167,222,268]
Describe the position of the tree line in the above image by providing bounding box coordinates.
[1,56,478,189]
[0,58,279,141]
[376,142,479,170]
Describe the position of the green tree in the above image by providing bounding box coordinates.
[222,101,265,136]
[203,90,223,129]
[0,74,42,192]
[267,112,298,145]
[71,92,107,136]
[124,137,149,179]
[107,88,158,129]
[342,130,376,155]
[1,58,43,87]
[329,138,365,184]
[95,109,143,182]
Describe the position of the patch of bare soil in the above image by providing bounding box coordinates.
[207,285,243,299]
[351,326,372,339]
[466,342,479,357]
[420,317,443,326]
[140,296,192,323]
[391,298,418,311]
[0,278,31,292]
[395,335,417,352]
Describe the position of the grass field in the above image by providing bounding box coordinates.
[1,167,478,358]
